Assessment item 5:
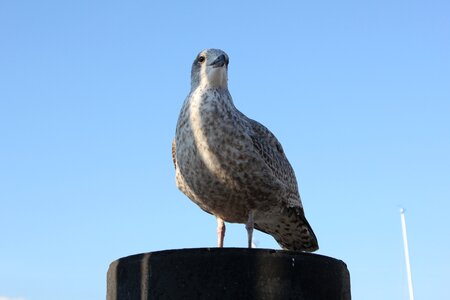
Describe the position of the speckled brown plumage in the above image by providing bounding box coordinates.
[173,49,318,251]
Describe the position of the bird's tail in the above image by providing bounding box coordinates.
[254,206,319,252]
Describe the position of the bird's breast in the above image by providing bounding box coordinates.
[179,91,244,182]
[175,91,273,221]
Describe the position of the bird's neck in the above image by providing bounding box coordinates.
[190,87,235,108]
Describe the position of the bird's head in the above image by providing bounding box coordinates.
[191,48,229,90]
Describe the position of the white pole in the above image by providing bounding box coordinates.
[400,208,415,300]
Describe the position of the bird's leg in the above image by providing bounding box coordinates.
[216,217,226,247]
[246,210,254,248]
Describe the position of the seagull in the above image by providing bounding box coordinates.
[172,49,318,251]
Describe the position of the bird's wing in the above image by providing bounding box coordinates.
[245,117,303,209]
[171,138,177,169]
[245,118,318,251]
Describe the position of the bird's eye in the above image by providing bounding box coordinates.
[198,56,205,63]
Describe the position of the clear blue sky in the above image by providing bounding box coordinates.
[1,1,449,299]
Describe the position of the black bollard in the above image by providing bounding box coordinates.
[107,248,351,300]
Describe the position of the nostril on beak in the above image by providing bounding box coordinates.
[210,54,226,68]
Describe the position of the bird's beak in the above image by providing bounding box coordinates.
[209,54,227,68]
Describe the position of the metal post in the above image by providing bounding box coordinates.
[400,208,414,300]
